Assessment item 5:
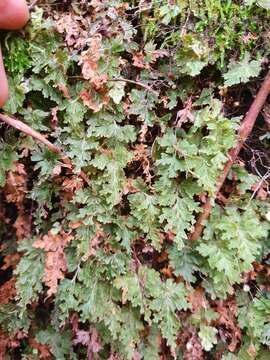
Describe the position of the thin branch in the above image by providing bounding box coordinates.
[0,113,90,185]
[29,0,39,10]
[189,70,270,241]
[78,169,90,185]
[0,113,62,154]
[217,71,270,191]
[108,77,159,96]
[249,169,270,203]
[189,199,212,242]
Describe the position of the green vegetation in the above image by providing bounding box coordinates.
[0,1,270,358]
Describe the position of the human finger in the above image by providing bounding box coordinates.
[0,46,8,108]
[0,0,29,30]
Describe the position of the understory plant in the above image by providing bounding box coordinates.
[0,1,270,359]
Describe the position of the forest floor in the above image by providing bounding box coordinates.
[0,1,270,359]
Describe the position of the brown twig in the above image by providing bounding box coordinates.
[189,70,270,241]
[108,77,159,96]
[0,114,62,154]
[0,113,90,185]
[189,199,212,242]
[29,0,39,10]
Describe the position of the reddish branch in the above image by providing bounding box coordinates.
[0,113,90,185]
[190,70,270,241]
[29,0,39,10]
[108,77,159,96]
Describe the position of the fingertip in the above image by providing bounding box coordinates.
[0,49,9,108]
[12,3,30,30]
[0,0,30,30]
[0,88,9,108]
[0,68,9,108]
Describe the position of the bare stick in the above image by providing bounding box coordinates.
[189,70,270,241]
[108,77,159,96]
[29,0,39,10]
[0,113,90,185]
[217,70,270,191]
[0,114,62,154]
[189,199,212,242]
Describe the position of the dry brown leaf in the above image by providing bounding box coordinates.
[82,224,105,260]
[133,52,147,69]
[29,338,52,360]
[188,287,208,314]
[133,48,168,69]
[4,162,27,206]
[0,330,10,359]
[139,122,148,142]
[151,49,169,62]
[79,35,108,89]
[79,89,109,112]
[247,342,257,358]
[90,0,103,11]
[69,221,83,229]
[183,328,204,360]
[33,231,73,296]
[132,144,152,183]
[160,267,173,278]
[108,353,123,360]
[242,33,257,44]
[62,177,83,193]
[0,278,16,305]
[61,177,84,203]
[175,98,194,128]
[1,253,21,270]
[214,299,241,352]
[55,14,88,49]
[122,178,138,196]
[73,327,102,360]
[52,164,62,177]
[79,90,103,112]
[14,213,31,241]
[251,180,268,200]
[80,56,108,89]
[51,106,59,130]
[157,251,168,263]
[57,84,70,99]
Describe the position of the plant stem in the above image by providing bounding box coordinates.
[190,70,270,241]
[0,113,90,185]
